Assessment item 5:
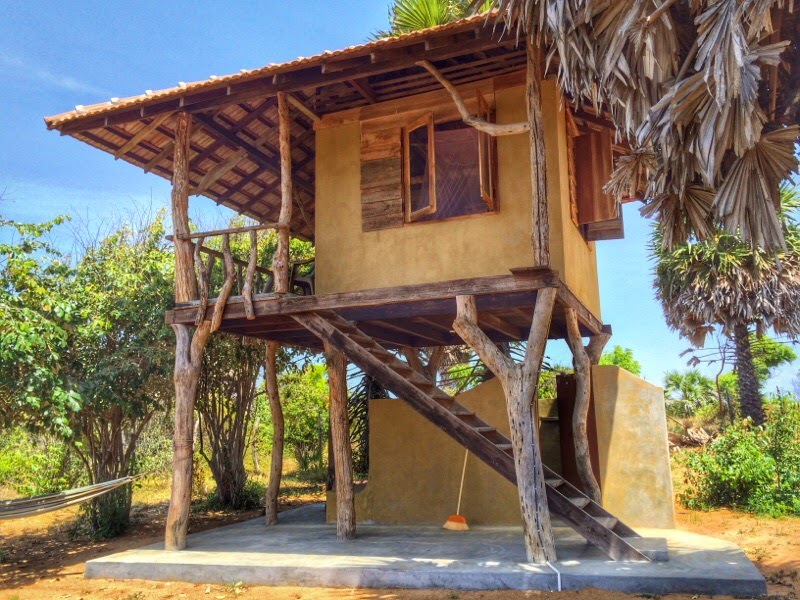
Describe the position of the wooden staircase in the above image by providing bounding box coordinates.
[292,310,652,562]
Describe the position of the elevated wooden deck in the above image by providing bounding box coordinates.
[165,268,608,349]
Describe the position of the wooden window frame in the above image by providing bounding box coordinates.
[402,108,498,225]
[477,91,496,211]
[403,113,437,222]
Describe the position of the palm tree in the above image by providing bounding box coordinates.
[663,370,717,418]
[652,186,800,424]
[375,0,491,38]
[477,0,799,251]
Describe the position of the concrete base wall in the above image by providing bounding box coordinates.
[328,367,675,528]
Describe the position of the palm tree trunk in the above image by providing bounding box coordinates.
[733,323,764,425]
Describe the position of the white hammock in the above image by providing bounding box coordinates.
[0,475,140,520]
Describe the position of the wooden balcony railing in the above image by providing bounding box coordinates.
[168,222,314,328]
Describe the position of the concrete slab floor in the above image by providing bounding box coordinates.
[85,504,766,596]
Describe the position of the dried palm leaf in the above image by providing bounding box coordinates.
[714,125,800,249]
[604,146,658,199]
[641,184,715,248]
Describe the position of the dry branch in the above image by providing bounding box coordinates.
[416,60,529,137]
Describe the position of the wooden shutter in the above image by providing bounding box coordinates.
[574,128,618,225]
[361,125,404,232]
[584,212,624,241]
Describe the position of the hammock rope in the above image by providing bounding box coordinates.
[0,474,145,521]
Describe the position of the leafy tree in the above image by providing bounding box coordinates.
[279,364,329,473]
[196,333,264,509]
[651,186,800,424]
[63,215,174,537]
[663,369,717,418]
[0,214,80,435]
[751,336,797,384]
[598,346,641,376]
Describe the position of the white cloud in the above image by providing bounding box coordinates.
[0,50,111,97]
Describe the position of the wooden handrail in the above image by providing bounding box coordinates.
[166,235,273,277]
[172,223,277,241]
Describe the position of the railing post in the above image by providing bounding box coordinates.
[272,91,293,294]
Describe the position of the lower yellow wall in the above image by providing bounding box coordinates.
[327,368,674,529]
[314,81,601,318]
[592,366,675,528]
[327,377,521,525]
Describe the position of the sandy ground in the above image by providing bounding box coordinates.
[1,480,798,600]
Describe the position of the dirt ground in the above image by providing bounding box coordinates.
[1,485,798,600]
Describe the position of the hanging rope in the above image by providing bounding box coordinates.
[0,474,146,521]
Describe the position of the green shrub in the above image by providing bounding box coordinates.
[0,428,82,496]
[680,397,800,516]
[196,479,265,512]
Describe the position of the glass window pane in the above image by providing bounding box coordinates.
[419,121,486,222]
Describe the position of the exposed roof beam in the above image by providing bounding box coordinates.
[113,112,173,159]
[143,141,174,173]
[192,112,314,196]
[477,312,525,340]
[286,93,320,123]
[347,78,378,103]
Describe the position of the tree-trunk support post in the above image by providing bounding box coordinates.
[452,288,557,564]
[265,340,284,525]
[165,112,235,550]
[324,343,356,541]
[272,91,293,294]
[527,40,550,268]
[564,308,602,504]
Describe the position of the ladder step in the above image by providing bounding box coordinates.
[545,477,564,487]
[451,408,474,417]
[497,443,513,452]
[569,497,590,509]
[594,516,618,529]
[474,426,495,434]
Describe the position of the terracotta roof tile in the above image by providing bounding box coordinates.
[44,12,498,130]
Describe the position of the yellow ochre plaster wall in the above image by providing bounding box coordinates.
[313,79,601,317]
[592,365,676,528]
[327,368,674,529]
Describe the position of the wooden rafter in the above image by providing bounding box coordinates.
[286,92,320,123]
[114,112,173,159]
[347,78,378,103]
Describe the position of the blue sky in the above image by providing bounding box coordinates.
[1,0,797,391]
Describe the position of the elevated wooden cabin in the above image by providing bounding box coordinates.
[46,13,671,566]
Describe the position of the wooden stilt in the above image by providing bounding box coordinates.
[324,343,356,541]
[453,289,557,564]
[171,113,198,303]
[272,91,293,294]
[526,40,550,267]
[164,112,235,550]
[564,308,602,504]
[264,340,284,525]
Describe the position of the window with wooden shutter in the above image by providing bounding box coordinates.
[567,111,624,241]
[360,125,404,232]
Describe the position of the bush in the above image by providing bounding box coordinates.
[679,397,800,516]
[0,428,82,496]
[196,479,265,512]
